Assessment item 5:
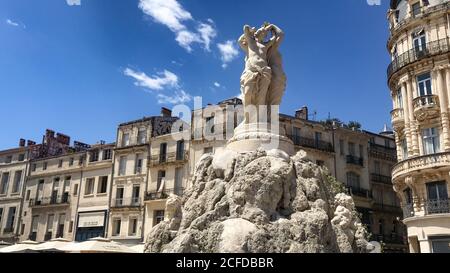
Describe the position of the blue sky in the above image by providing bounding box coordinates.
[0,0,391,150]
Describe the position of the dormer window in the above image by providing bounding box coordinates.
[122,133,130,147]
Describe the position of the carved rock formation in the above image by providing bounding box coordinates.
[144,149,368,253]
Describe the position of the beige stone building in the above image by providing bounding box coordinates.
[74,143,114,241]
[387,0,450,253]
[20,130,90,242]
[0,139,31,243]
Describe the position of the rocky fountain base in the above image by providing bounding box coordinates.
[144,148,369,253]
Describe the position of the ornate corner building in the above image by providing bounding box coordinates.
[387,0,450,253]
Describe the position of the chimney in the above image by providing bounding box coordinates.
[27,140,36,146]
[45,129,55,139]
[19,139,26,147]
[295,106,308,120]
[56,133,71,146]
[161,107,172,118]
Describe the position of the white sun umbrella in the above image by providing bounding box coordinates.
[34,238,71,252]
[0,240,40,253]
[60,237,137,253]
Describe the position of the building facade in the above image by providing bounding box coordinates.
[0,140,31,243]
[387,0,450,253]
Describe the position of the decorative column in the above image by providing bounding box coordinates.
[402,80,412,155]
[446,68,450,111]
[435,67,450,151]
[407,78,420,156]
[394,133,403,160]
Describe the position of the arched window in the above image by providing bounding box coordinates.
[346,172,360,189]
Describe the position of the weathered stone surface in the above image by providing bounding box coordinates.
[144,149,369,253]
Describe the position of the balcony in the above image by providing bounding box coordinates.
[150,151,188,167]
[412,95,440,122]
[289,135,334,153]
[388,38,450,80]
[370,173,392,185]
[425,199,450,215]
[346,155,364,167]
[3,227,14,234]
[392,152,450,180]
[371,234,406,245]
[403,203,415,219]
[369,143,397,162]
[111,198,141,208]
[145,188,184,201]
[29,194,70,208]
[372,202,402,214]
[346,187,372,199]
[390,108,405,131]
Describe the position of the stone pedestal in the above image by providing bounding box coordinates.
[226,122,295,155]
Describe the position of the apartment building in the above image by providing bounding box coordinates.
[0,139,32,243]
[74,143,114,241]
[387,0,450,253]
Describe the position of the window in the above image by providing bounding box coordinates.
[417,72,432,97]
[26,190,31,201]
[0,172,10,195]
[18,154,25,162]
[154,210,165,226]
[135,154,143,174]
[176,140,185,161]
[118,156,127,176]
[102,149,112,160]
[89,150,99,162]
[85,178,95,196]
[347,172,361,189]
[31,163,36,172]
[397,89,403,109]
[43,162,47,170]
[46,214,54,233]
[132,185,140,205]
[5,207,16,232]
[57,214,65,238]
[359,144,364,159]
[422,128,440,155]
[58,159,63,168]
[115,187,124,206]
[79,156,84,166]
[31,215,39,233]
[128,218,138,236]
[175,167,184,195]
[427,182,448,201]
[204,147,213,155]
[112,219,121,236]
[402,138,408,159]
[293,127,301,144]
[411,2,421,17]
[404,188,413,204]
[12,170,22,193]
[98,176,108,194]
[0,208,3,229]
[157,171,166,191]
[69,220,74,233]
[348,142,355,156]
[374,161,381,174]
[385,139,391,148]
[339,140,345,156]
[122,133,130,147]
[159,143,167,163]
[5,155,12,164]
[69,158,74,166]
[21,224,25,235]
[205,116,215,135]
[73,184,79,196]
[138,128,147,144]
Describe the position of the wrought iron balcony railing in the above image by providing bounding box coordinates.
[425,199,450,215]
[403,203,415,219]
[145,188,184,201]
[150,151,189,167]
[346,155,364,167]
[370,173,393,185]
[111,197,141,208]
[369,143,397,162]
[288,135,334,153]
[346,187,372,199]
[29,194,70,207]
[388,38,450,80]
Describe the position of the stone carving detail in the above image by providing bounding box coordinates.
[144,150,368,253]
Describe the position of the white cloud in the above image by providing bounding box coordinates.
[124,67,192,105]
[214,82,221,88]
[138,0,217,52]
[157,90,192,104]
[66,0,81,6]
[217,40,239,68]
[6,19,19,27]
[124,68,178,91]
